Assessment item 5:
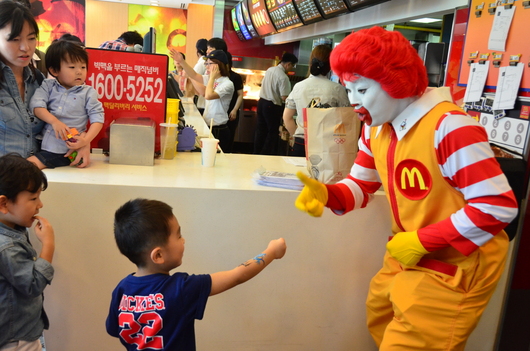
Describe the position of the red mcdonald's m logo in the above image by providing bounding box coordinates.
[395,160,432,200]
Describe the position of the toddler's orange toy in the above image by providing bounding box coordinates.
[64,128,79,142]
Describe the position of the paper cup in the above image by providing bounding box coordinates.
[160,123,179,159]
[200,138,219,167]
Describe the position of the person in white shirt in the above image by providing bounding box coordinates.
[254,52,298,155]
[283,45,350,157]
[170,49,234,152]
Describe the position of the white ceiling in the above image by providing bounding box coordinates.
[94,0,216,10]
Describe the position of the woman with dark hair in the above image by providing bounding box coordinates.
[170,49,234,152]
[282,44,350,157]
[0,0,45,158]
[0,0,90,166]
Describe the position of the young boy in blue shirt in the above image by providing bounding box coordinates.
[106,198,286,350]
[28,39,104,169]
[0,153,55,350]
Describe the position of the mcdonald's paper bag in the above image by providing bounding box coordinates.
[303,106,360,184]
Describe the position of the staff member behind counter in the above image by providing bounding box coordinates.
[170,49,234,152]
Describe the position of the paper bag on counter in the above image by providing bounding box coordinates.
[303,105,360,184]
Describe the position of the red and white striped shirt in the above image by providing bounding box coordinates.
[326,88,518,255]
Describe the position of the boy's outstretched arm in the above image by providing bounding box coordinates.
[209,238,286,296]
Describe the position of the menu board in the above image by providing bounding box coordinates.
[240,0,259,38]
[236,3,253,40]
[266,0,304,32]
[294,0,324,24]
[231,8,246,41]
[314,0,349,18]
[344,0,390,11]
[248,0,277,37]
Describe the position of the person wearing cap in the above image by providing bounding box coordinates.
[170,49,234,152]
[254,52,298,155]
[204,38,244,153]
[193,38,208,114]
[294,26,518,350]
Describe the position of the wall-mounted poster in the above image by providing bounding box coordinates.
[128,5,187,64]
[266,0,304,32]
[34,0,86,51]
[459,0,530,96]
[248,0,277,37]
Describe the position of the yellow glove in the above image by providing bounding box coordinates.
[386,231,429,266]
[295,172,328,217]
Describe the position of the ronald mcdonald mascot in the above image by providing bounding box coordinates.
[295,26,518,350]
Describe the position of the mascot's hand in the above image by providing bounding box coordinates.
[295,172,328,217]
[386,231,429,266]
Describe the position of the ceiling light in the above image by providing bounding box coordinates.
[410,17,442,24]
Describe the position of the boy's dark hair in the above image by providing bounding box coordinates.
[45,39,88,73]
[114,199,174,267]
[119,31,143,46]
[0,0,40,84]
[0,153,47,201]
[58,33,83,45]
[281,52,298,65]
[207,37,227,53]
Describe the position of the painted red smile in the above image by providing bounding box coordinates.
[354,106,368,121]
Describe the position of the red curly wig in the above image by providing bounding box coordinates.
[330,26,428,99]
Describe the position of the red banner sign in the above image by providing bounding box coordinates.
[86,48,168,151]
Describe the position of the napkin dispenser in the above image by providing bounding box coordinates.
[109,117,155,166]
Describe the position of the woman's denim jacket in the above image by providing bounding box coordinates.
[0,62,45,157]
[0,223,54,347]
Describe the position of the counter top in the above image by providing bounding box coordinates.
[181,99,210,138]
[43,152,307,191]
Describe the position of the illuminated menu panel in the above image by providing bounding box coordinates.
[315,0,348,18]
[248,0,277,37]
[240,0,259,38]
[293,0,323,24]
[231,8,246,41]
[345,0,390,11]
[266,0,304,32]
[236,3,253,40]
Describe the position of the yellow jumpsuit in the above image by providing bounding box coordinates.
[366,102,509,350]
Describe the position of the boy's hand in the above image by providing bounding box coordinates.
[66,144,90,168]
[33,216,55,245]
[66,134,88,149]
[51,120,70,140]
[33,216,55,263]
[267,238,286,259]
[295,172,328,217]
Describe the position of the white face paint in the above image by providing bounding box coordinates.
[344,77,409,127]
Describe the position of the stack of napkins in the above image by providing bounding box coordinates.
[254,171,304,191]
